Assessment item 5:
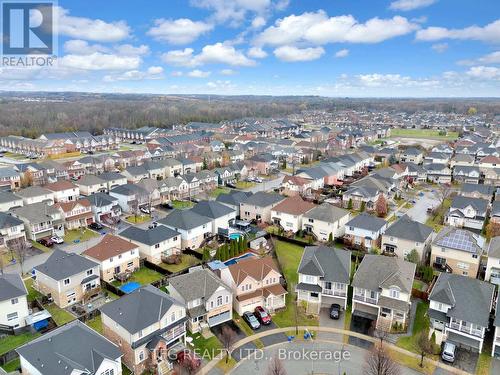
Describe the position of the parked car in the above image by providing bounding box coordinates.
[242,311,261,330]
[161,202,174,210]
[176,350,201,369]
[37,238,54,247]
[88,222,103,231]
[254,306,271,325]
[50,235,64,244]
[148,222,158,229]
[254,177,263,183]
[329,303,341,319]
[140,206,152,214]
[441,342,456,363]
[226,183,236,188]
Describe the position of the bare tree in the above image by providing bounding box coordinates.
[219,325,237,364]
[10,239,29,275]
[416,332,433,368]
[364,344,400,375]
[372,321,389,345]
[266,354,287,375]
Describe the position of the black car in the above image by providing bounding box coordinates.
[329,303,341,319]
[88,222,103,231]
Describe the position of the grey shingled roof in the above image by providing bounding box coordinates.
[0,273,27,300]
[158,209,211,230]
[15,186,52,199]
[86,192,117,207]
[0,191,22,204]
[191,200,235,219]
[10,202,60,224]
[449,196,488,213]
[119,225,179,246]
[241,191,284,207]
[352,254,416,294]
[460,183,495,197]
[216,190,252,206]
[488,236,500,259]
[98,172,126,181]
[429,273,494,327]
[346,213,387,232]
[34,250,98,281]
[75,174,105,186]
[168,268,230,302]
[303,203,350,223]
[384,215,433,243]
[0,212,23,229]
[100,285,183,334]
[16,320,121,375]
[298,246,350,284]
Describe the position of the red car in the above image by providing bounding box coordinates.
[177,350,201,370]
[254,306,271,325]
[37,238,54,247]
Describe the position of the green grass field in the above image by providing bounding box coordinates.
[63,228,99,243]
[111,267,164,286]
[159,254,200,273]
[396,301,430,354]
[390,128,459,140]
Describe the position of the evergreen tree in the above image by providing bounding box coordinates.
[222,244,229,261]
[328,233,333,243]
[202,247,210,262]
[347,198,353,210]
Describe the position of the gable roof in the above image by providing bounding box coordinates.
[0,212,23,229]
[384,215,433,243]
[216,190,252,206]
[158,209,211,230]
[449,196,488,213]
[34,250,98,281]
[168,268,230,302]
[298,245,350,284]
[430,273,494,327]
[303,203,350,223]
[86,192,117,207]
[0,273,27,300]
[433,226,483,255]
[227,256,281,285]
[44,180,77,192]
[16,320,121,375]
[346,213,387,232]
[352,254,415,293]
[15,186,52,199]
[271,196,315,216]
[100,285,183,334]
[119,225,179,246]
[83,234,138,261]
[191,200,235,219]
[241,192,284,207]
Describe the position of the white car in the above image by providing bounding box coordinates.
[140,206,151,214]
[441,342,456,363]
[50,235,64,244]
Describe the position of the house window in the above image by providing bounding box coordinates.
[11,298,18,305]
[173,237,178,241]
[102,370,114,375]
[155,244,160,248]
[86,269,93,276]
[138,330,143,338]
[139,351,144,362]
[64,278,70,285]
[305,275,314,283]
[324,282,332,290]
[7,312,18,321]
[472,254,478,259]
[226,295,229,303]
[390,289,400,299]
[130,250,135,255]
[217,296,223,306]
[171,312,176,322]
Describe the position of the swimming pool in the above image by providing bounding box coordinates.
[229,233,243,240]
[224,252,254,266]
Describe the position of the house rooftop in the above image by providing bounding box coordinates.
[119,225,179,246]
[83,234,138,261]
[272,196,316,216]
[191,200,236,219]
[298,245,350,284]
[241,191,284,207]
[384,215,433,243]
[433,226,483,255]
[346,213,387,232]
[168,268,230,303]
[0,273,27,301]
[34,249,99,281]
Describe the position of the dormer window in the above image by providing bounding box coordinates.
[390,288,400,299]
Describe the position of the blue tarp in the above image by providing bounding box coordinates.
[120,281,141,294]
[33,319,49,331]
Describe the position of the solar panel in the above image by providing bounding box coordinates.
[437,229,478,253]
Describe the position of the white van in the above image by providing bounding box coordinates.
[441,342,456,363]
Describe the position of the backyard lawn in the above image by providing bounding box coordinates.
[63,228,100,243]
[273,240,318,328]
[210,187,230,198]
[125,214,151,224]
[396,301,430,354]
[159,254,200,273]
[24,278,43,302]
[0,332,41,356]
[112,267,164,286]
[390,128,459,140]
[44,303,76,326]
[1,358,20,372]
[235,181,255,189]
[85,314,103,334]
[171,200,194,209]
[426,198,451,232]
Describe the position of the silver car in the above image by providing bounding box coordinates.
[441,342,456,363]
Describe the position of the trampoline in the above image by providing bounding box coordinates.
[120,281,141,294]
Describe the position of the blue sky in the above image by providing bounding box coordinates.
[1,0,499,96]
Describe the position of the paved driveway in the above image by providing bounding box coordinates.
[244,175,284,193]
[406,189,441,224]
[211,321,258,362]
[348,314,374,350]
[258,322,288,347]
[439,347,477,374]
[318,307,345,342]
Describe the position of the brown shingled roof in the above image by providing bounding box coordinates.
[83,234,138,261]
[271,195,315,215]
[282,175,312,187]
[228,256,281,285]
[44,180,78,192]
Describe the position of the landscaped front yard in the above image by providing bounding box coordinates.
[125,214,151,224]
[159,254,200,273]
[63,228,100,243]
[111,267,164,286]
[273,240,319,328]
[396,301,431,354]
[187,332,222,359]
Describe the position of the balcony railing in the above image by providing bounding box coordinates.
[449,321,483,337]
[323,289,347,297]
[162,324,186,343]
[353,294,377,305]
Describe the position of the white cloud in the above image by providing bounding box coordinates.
[63,41,149,56]
[247,46,268,58]
[171,71,184,77]
[431,43,448,53]
[115,44,150,56]
[466,66,500,80]
[273,45,324,62]
[251,16,267,29]
[458,51,500,66]
[60,52,141,71]
[161,42,256,67]
[103,66,164,82]
[389,0,436,11]
[147,18,213,44]
[188,69,211,78]
[255,11,418,46]
[335,49,349,58]
[416,19,500,43]
[220,69,237,75]
[206,80,235,89]
[56,7,130,42]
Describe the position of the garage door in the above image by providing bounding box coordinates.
[239,301,260,315]
[494,344,500,359]
[322,295,346,308]
[446,331,481,352]
[353,303,378,321]
[208,311,231,327]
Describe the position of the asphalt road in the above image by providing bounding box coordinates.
[244,175,284,193]
[406,189,441,224]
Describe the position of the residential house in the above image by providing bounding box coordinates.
[344,213,388,251]
[399,147,424,164]
[431,226,483,277]
[453,166,481,184]
[83,234,140,282]
[191,200,236,235]
[270,196,315,233]
[119,226,181,264]
[168,268,232,332]
[352,255,416,331]
[296,246,350,314]
[99,172,128,191]
[157,176,189,202]
[240,192,285,223]
[459,183,495,201]
[33,250,100,308]
[158,209,211,250]
[15,186,54,206]
[0,191,23,212]
[245,153,277,175]
[87,192,121,225]
[485,237,500,286]
[109,183,150,213]
[428,273,494,353]
[382,215,433,261]
[44,180,79,202]
[450,154,475,168]
[75,174,107,195]
[280,175,315,197]
[10,202,64,240]
[17,320,123,375]
[424,163,452,184]
[342,186,381,211]
[302,203,351,242]
[483,168,500,186]
[216,190,253,217]
[405,162,427,184]
[0,212,26,250]
[219,256,287,315]
[123,165,149,183]
[55,198,94,230]
[445,196,489,231]
[424,152,451,165]
[0,273,29,332]
[100,285,187,375]
[492,299,500,357]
